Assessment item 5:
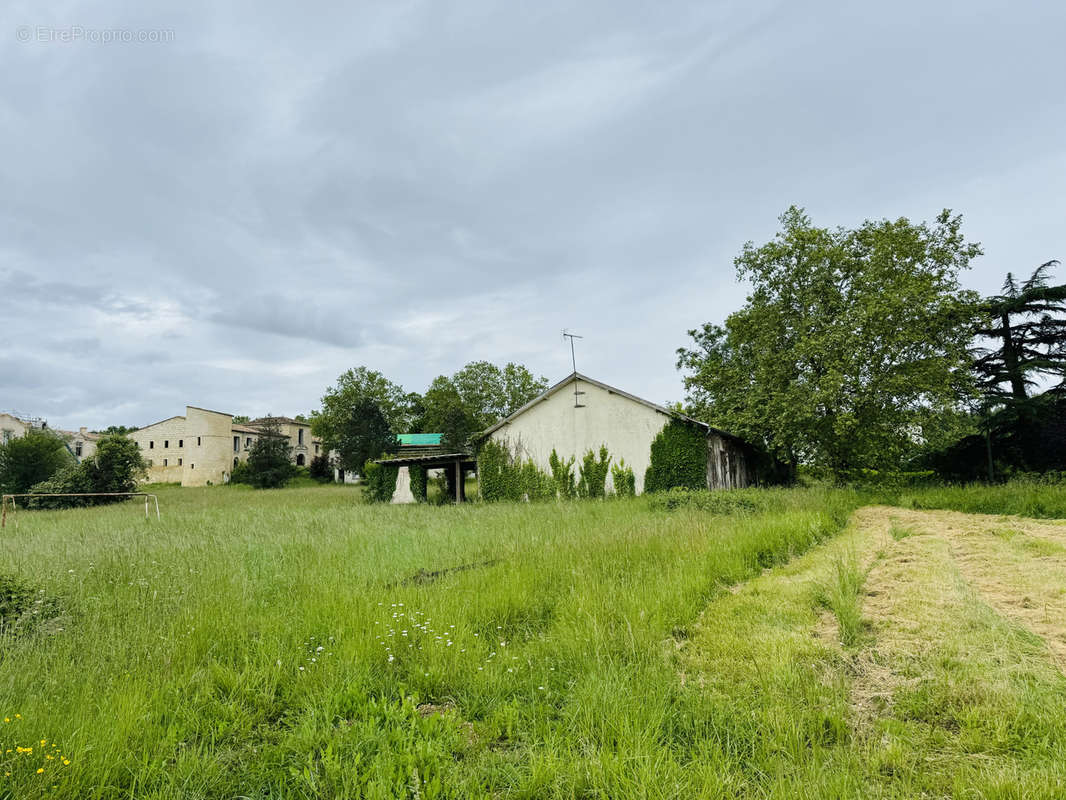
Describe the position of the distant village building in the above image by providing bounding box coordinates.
[129,407,321,487]
[475,372,760,495]
[0,411,101,462]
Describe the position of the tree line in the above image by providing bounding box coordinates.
[677,207,1064,480]
[310,361,548,479]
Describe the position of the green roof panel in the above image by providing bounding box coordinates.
[397,433,443,446]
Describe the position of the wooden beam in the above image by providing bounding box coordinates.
[454,460,461,503]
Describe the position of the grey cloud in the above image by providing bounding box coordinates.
[2,0,1064,429]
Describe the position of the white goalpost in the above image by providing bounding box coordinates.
[0,493,160,529]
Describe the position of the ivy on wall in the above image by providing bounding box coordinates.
[479,440,554,502]
[610,459,636,497]
[548,449,575,499]
[363,459,398,503]
[577,445,611,498]
[409,465,428,503]
[644,421,706,493]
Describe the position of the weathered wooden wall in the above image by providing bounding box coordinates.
[706,432,757,489]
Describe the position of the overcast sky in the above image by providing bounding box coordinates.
[2,1,1064,431]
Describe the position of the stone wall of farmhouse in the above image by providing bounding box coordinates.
[129,417,188,483]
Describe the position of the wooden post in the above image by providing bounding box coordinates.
[454,460,461,503]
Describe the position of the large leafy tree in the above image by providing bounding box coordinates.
[972,260,1065,401]
[0,429,74,493]
[450,361,548,432]
[677,207,981,474]
[419,376,478,452]
[329,397,399,474]
[312,367,414,448]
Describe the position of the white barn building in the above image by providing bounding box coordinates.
[475,372,761,495]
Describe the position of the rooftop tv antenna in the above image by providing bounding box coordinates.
[563,330,586,408]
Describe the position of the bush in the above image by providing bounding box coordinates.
[479,440,555,502]
[229,461,253,485]
[1,572,61,638]
[577,445,611,499]
[245,420,298,489]
[26,434,146,509]
[610,459,636,497]
[548,449,576,499]
[0,429,74,494]
[644,421,706,493]
[363,460,399,503]
[309,454,333,482]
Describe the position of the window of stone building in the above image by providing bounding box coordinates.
[197,437,201,446]
[164,440,169,448]
[298,428,304,445]
[178,458,182,466]
[2,429,13,444]
[75,441,83,456]
[246,437,252,449]
[163,458,168,466]
[314,443,319,454]
[178,439,183,448]
[296,453,305,466]
[149,441,154,449]
[233,436,239,452]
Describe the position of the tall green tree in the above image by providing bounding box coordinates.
[0,429,74,493]
[502,363,549,416]
[329,397,399,474]
[244,418,298,488]
[450,361,548,432]
[972,260,1065,401]
[677,207,981,474]
[312,367,413,448]
[419,377,477,452]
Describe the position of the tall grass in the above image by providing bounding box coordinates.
[884,481,1066,519]
[0,485,857,798]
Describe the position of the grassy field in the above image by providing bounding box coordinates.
[1,483,1064,798]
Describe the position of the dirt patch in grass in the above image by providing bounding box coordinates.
[387,558,501,588]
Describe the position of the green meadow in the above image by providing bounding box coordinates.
[2,484,1065,798]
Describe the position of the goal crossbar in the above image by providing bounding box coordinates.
[1,493,160,529]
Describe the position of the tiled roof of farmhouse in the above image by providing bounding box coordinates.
[246,416,309,427]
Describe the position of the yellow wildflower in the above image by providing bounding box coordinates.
[14,714,20,719]
[62,759,70,766]
[40,739,47,746]
[37,767,44,773]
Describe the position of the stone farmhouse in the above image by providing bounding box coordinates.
[0,411,101,462]
[129,406,321,486]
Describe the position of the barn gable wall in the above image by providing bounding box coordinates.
[488,379,671,494]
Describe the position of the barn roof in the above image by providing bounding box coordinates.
[473,372,748,445]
